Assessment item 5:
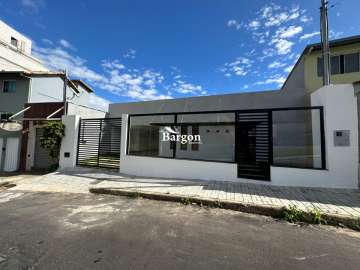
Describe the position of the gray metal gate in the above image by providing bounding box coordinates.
[76,118,122,169]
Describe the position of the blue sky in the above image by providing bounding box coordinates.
[1,0,359,109]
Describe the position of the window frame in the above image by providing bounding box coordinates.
[344,52,360,74]
[2,80,16,93]
[126,107,326,169]
[10,37,18,48]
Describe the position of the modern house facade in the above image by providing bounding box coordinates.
[57,36,360,189]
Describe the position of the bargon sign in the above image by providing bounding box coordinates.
[160,126,201,144]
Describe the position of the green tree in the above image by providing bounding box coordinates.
[40,121,65,166]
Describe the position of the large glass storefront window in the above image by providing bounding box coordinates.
[128,115,175,158]
[127,108,324,169]
[175,113,235,162]
[272,109,323,169]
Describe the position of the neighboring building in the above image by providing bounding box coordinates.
[0,20,47,72]
[0,71,106,172]
[284,35,360,94]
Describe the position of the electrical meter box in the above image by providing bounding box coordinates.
[334,130,350,146]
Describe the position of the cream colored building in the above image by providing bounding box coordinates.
[0,20,48,72]
[284,35,360,94]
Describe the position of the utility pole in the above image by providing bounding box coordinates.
[63,69,68,116]
[320,0,331,86]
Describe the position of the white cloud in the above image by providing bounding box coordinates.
[300,31,320,40]
[35,40,206,101]
[21,0,45,13]
[275,25,302,39]
[123,48,136,59]
[42,38,53,45]
[33,45,104,82]
[59,39,76,50]
[227,19,242,30]
[248,20,261,30]
[268,61,286,69]
[271,38,294,55]
[255,75,286,87]
[173,80,205,95]
[221,57,253,77]
[101,59,125,70]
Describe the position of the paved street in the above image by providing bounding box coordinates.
[10,168,360,218]
[0,190,359,270]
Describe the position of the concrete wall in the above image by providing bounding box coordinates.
[0,73,29,115]
[109,88,306,116]
[119,84,359,188]
[0,20,47,72]
[67,102,106,118]
[0,20,32,55]
[29,77,76,104]
[59,115,80,169]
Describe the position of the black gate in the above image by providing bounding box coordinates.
[76,118,122,169]
[236,111,271,181]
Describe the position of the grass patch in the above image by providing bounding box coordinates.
[283,205,305,223]
[128,192,141,199]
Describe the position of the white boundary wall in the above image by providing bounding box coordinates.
[119,84,358,189]
[59,115,81,169]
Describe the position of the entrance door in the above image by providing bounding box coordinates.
[4,137,20,172]
[34,128,55,169]
[236,112,271,181]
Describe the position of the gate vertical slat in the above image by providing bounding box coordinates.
[76,118,122,169]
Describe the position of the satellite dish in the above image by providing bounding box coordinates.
[0,122,23,132]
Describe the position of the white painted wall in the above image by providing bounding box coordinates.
[0,20,47,72]
[120,83,359,189]
[59,115,80,169]
[67,103,106,118]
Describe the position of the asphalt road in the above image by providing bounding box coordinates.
[0,190,359,270]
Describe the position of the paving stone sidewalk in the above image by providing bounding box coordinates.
[8,167,360,219]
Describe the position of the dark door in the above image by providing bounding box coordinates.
[236,112,271,181]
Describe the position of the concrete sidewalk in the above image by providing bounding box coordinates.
[9,167,360,220]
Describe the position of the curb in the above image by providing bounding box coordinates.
[89,187,360,231]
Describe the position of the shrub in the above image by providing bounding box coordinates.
[311,208,326,224]
[283,205,305,223]
[40,121,65,165]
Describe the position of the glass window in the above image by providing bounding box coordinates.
[191,125,199,151]
[128,115,175,158]
[330,55,340,75]
[180,126,188,151]
[10,37,18,47]
[272,109,322,169]
[0,113,13,121]
[344,53,360,73]
[317,57,324,77]
[175,113,235,162]
[3,81,16,93]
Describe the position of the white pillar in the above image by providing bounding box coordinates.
[311,84,359,188]
[59,115,80,169]
[119,114,128,173]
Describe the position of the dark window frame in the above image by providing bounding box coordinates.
[318,52,360,77]
[10,36,18,47]
[126,107,326,170]
[191,125,199,151]
[2,80,16,93]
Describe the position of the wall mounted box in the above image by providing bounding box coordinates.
[334,130,350,146]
